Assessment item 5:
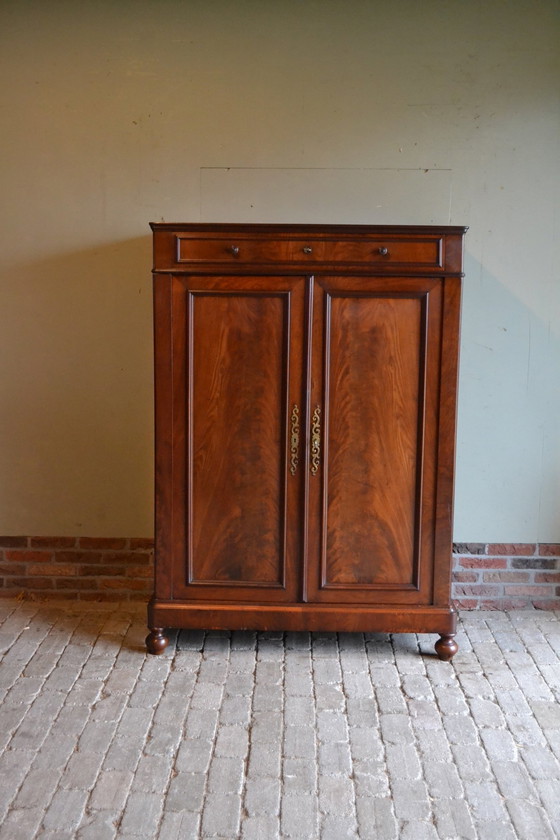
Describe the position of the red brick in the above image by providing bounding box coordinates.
[28,564,76,577]
[459,557,507,569]
[533,600,560,610]
[483,571,530,583]
[129,592,151,602]
[452,599,478,609]
[55,579,97,590]
[503,585,555,597]
[5,550,53,563]
[480,598,530,610]
[103,552,152,566]
[125,565,153,579]
[0,537,28,548]
[538,544,560,557]
[0,588,25,598]
[54,551,102,564]
[452,572,479,583]
[512,558,557,570]
[486,543,536,556]
[0,563,26,576]
[78,537,127,550]
[454,584,501,596]
[129,538,154,550]
[98,577,134,589]
[78,565,126,577]
[30,537,77,548]
[7,577,54,589]
[535,572,560,583]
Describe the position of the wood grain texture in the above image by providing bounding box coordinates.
[190,291,285,584]
[324,291,423,586]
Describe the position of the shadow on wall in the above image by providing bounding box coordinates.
[0,236,155,537]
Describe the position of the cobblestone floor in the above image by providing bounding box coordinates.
[0,600,559,839]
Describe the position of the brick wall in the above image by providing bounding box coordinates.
[1,537,559,609]
[452,543,560,610]
[0,537,154,601]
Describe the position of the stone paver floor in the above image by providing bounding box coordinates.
[0,599,559,839]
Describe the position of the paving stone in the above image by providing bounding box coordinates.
[42,789,89,832]
[88,769,133,811]
[207,755,245,795]
[201,792,242,836]
[165,771,206,812]
[244,775,280,816]
[1,601,560,840]
[480,726,519,760]
[119,791,163,836]
[464,780,509,821]
[390,778,431,820]
[506,799,556,839]
[280,792,319,837]
[433,798,477,839]
[521,744,560,780]
[240,814,280,839]
[319,775,355,816]
[355,796,398,840]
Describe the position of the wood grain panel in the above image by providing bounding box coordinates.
[189,291,285,585]
[323,292,424,588]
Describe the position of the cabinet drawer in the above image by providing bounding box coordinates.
[176,234,442,268]
[176,236,325,263]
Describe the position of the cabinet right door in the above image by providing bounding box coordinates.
[306,275,445,606]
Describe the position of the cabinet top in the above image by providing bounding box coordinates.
[150,222,468,235]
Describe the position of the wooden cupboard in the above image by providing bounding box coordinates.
[147,224,466,659]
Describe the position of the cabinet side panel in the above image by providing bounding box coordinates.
[325,293,423,586]
[189,291,286,585]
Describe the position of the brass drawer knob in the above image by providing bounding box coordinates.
[378,247,388,256]
[303,246,313,254]
[229,245,240,256]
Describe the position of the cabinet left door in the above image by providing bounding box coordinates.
[154,273,308,604]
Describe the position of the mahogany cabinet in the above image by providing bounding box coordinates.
[147,224,466,659]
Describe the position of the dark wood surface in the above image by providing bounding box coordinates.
[148,224,465,659]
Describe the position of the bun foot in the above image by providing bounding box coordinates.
[146,627,168,655]
[435,633,458,661]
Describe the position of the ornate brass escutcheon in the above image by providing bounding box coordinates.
[289,404,300,475]
[310,405,321,475]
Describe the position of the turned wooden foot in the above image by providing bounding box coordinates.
[434,633,458,661]
[146,627,168,655]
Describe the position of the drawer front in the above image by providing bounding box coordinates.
[176,236,325,263]
[175,235,442,267]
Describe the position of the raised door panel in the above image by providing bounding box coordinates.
[307,276,443,605]
[168,274,306,602]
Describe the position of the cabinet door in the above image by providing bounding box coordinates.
[158,274,307,603]
[306,276,443,605]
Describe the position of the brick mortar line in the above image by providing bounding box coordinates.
[341,633,366,836]
[238,632,260,834]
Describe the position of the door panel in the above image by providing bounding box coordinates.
[308,277,442,605]
[169,274,306,602]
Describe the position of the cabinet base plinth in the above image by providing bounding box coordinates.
[147,600,458,657]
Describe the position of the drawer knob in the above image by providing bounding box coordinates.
[378,247,389,256]
[303,246,313,254]
[229,245,240,256]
